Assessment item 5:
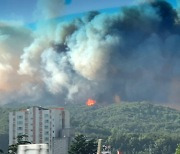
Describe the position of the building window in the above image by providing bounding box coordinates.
[45,131,49,135]
[17,121,23,124]
[45,114,49,117]
[45,137,49,141]
[44,126,48,129]
[18,127,23,130]
[45,120,49,123]
[17,115,23,119]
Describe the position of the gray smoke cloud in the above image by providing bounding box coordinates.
[1,0,180,105]
[0,0,66,105]
[0,22,42,105]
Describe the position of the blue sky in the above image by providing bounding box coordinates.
[0,0,178,23]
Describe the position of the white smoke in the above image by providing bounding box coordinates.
[41,48,69,94]
[1,0,180,105]
[18,13,122,102]
[68,18,121,80]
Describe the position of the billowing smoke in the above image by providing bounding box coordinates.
[1,0,180,105]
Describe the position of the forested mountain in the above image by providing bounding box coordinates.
[0,108,9,135]
[66,102,180,153]
[1,102,180,153]
[66,102,180,136]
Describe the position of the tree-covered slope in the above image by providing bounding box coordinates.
[66,102,180,153]
[1,101,180,136]
[66,102,180,136]
[1,102,180,153]
[0,108,9,135]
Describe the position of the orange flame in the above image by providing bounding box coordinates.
[86,99,96,106]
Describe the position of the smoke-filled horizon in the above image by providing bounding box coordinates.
[0,0,180,105]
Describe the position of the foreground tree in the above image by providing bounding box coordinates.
[8,135,31,154]
[176,144,180,154]
[0,149,3,153]
[68,134,97,154]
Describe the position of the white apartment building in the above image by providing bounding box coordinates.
[9,106,71,154]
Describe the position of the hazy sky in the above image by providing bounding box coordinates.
[0,0,177,23]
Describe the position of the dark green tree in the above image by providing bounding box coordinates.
[68,134,97,154]
[0,149,3,153]
[8,135,31,154]
[176,144,180,154]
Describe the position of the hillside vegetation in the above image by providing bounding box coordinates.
[0,108,9,135]
[66,102,180,136]
[1,102,180,136]
[66,102,180,153]
[1,102,180,153]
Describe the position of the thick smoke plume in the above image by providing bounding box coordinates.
[1,0,180,105]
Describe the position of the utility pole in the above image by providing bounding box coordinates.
[97,139,102,154]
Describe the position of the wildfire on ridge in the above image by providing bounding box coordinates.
[86,99,96,106]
